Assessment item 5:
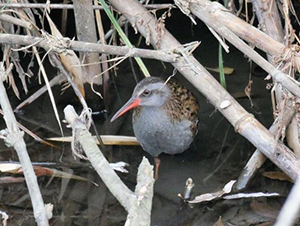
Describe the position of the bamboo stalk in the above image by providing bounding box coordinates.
[107,0,300,181]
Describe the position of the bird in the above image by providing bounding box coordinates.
[111,77,199,179]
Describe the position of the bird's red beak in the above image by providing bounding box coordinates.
[110,97,141,122]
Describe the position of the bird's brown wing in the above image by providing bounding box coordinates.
[167,81,199,135]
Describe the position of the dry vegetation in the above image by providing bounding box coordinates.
[0,0,299,225]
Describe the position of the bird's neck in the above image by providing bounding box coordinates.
[133,105,165,122]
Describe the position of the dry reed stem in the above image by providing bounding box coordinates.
[14,75,65,111]
[234,99,295,191]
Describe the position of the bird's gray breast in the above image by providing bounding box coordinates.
[133,107,194,157]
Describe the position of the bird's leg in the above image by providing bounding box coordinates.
[154,157,161,180]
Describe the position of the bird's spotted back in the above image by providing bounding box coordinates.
[165,80,199,134]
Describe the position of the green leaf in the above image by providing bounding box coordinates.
[219,43,226,89]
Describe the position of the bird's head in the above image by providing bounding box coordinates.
[111,77,170,122]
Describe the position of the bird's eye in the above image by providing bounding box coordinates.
[142,89,151,96]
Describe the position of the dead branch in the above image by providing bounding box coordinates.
[107,0,300,181]
[64,105,154,226]
[0,63,49,226]
[0,33,178,62]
